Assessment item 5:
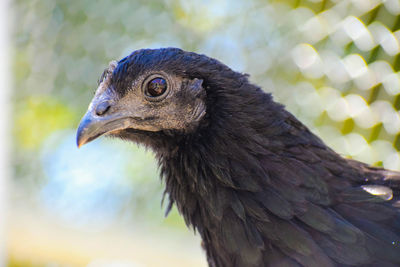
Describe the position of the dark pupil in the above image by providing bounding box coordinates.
[147,78,167,97]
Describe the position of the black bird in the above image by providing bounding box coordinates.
[77,48,400,267]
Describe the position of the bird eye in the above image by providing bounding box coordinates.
[146,77,167,97]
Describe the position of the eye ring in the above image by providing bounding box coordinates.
[143,74,170,101]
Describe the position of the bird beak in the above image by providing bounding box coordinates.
[76,107,139,148]
[76,110,106,148]
[76,88,132,148]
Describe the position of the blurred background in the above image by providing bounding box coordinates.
[8,0,400,266]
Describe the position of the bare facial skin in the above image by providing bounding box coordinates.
[76,60,206,148]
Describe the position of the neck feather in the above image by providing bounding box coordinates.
[154,84,333,266]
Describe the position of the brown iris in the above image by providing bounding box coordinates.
[146,77,167,97]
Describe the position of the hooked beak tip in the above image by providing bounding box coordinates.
[76,130,86,148]
[77,141,83,149]
[76,115,93,148]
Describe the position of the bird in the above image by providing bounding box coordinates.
[76,47,400,267]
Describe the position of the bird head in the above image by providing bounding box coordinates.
[76,48,213,148]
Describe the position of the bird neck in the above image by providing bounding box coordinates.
[154,88,330,265]
[152,79,356,266]
[157,133,266,266]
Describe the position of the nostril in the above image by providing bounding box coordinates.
[95,101,111,116]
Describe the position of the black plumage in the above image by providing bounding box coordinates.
[76,48,400,267]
